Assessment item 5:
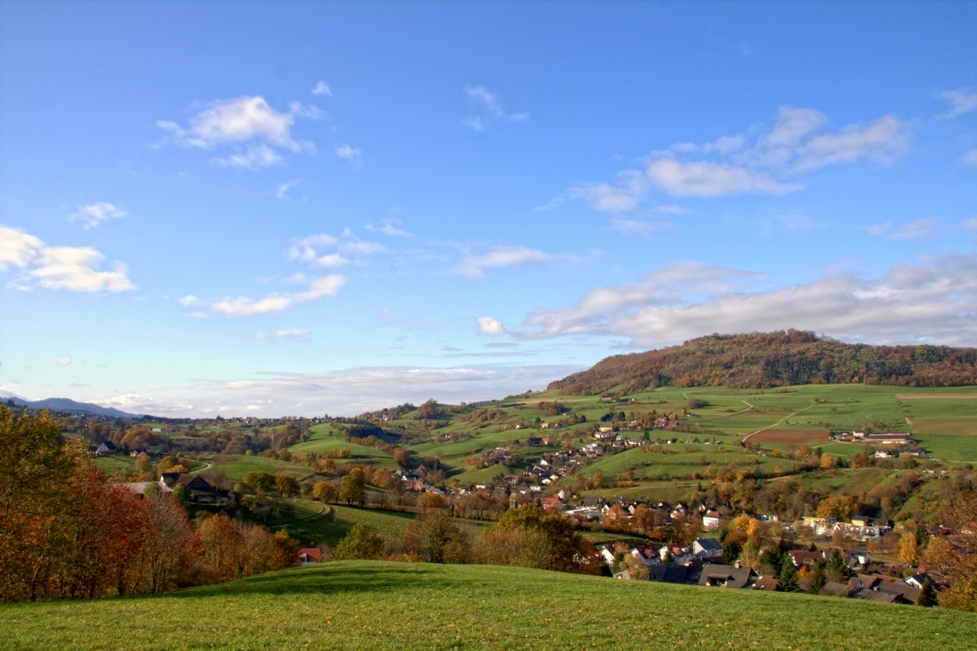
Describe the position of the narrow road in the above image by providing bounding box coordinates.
[743,401,816,443]
[725,400,754,417]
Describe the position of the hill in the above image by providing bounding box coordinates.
[2,395,139,418]
[0,561,973,650]
[549,330,977,395]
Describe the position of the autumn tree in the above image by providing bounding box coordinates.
[274,474,300,498]
[816,494,857,520]
[402,511,470,563]
[312,481,337,503]
[339,474,366,505]
[334,523,385,560]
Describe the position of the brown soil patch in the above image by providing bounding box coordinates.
[748,429,830,444]
[896,393,977,399]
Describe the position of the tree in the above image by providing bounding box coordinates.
[273,474,300,498]
[312,481,337,503]
[334,523,385,560]
[820,453,834,470]
[816,494,857,520]
[825,549,851,583]
[918,580,938,607]
[402,511,469,563]
[338,474,365,505]
[489,504,600,574]
[241,471,276,492]
[778,554,799,592]
[419,492,445,510]
[722,539,742,565]
[805,566,827,595]
[898,532,920,565]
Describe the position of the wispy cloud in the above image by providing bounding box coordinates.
[56,358,71,366]
[510,254,977,348]
[275,179,301,200]
[963,149,977,167]
[157,96,318,170]
[287,230,385,268]
[462,86,529,132]
[572,105,910,211]
[179,275,344,318]
[452,246,581,280]
[866,218,937,241]
[365,218,412,238]
[312,81,333,97]
[252,328,312,343]
[335,144,362,168]
[94,364,580,417]
[68,202,127,229]
[936,87,977,118]
[0,225,136,293]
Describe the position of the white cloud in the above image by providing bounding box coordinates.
[275,179,301,200]
[453,246,580,280]
[288,101,326,120]
[0,226,43,270]
[287,231,383,267]
[462,86,529,131]
[187,274,344,318]
[56,358,71,366]
[158,96,315,169]
[961,217,977,230]
[867,218,937,242]
[963,149,977,167]
[69,202,127,229]
[477,316,506,336]
[312,81,333,97]
[789,115,910,173]
[335,144,362,168]
[511,254,977,348]
[571,171,648,212]
[253,328,312,343]
[611,218,664,237]
[29,247,136,293]
[572,106,910,211]
[936,88,977,118]
[214,143,284,170]
[0,226,135,293]
[366,218,412,237]
[647,159,799,197]
[94,364,580,417]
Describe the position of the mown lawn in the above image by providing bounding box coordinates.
[1,561,973,651]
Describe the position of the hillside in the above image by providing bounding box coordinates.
[1,561,973,651]
[549,330,977,395]
[2,395,139,418]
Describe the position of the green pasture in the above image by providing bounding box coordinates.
[93,455,137,477]
[273,501,415,547]
[203,454,314,482]
[7,561,972,651]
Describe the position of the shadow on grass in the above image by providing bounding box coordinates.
[168,562,443,599]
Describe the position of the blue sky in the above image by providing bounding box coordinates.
[1,1,975,417]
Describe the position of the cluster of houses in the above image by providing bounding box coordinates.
[602,538,930,605]
[116,472,222,504]
[800,515,893,541]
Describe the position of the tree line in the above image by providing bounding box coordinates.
[0,408,298,604]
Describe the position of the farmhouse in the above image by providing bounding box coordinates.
[865,432,913,445]
[161,472,218,503]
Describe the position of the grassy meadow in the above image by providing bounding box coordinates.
[1,561,973,651]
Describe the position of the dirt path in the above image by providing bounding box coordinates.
[725,400,754,418]
[743,401,816,443]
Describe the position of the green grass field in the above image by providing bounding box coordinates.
[202,454,315,482]
[1,561,973,651]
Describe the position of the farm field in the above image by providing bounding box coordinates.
[201,454,315,482]
[1,561,972,651]
[272,501,416,547]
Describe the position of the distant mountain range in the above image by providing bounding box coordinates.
[549,330,977,396]
[1,395,140,419]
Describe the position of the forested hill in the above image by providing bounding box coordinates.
[549,330,977,395]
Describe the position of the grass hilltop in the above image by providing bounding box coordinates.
[1,561,974,651]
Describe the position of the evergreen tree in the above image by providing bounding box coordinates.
[918,580,938,608]
[779,554,799,592]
